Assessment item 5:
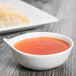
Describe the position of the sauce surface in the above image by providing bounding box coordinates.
[14,37,70,55]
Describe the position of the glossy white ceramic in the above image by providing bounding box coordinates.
[0,0,57,33]
[3,32,73,70]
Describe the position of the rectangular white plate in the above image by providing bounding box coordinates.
[0,0,58,34]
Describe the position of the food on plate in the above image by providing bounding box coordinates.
[14,37,70,55]
[0,2,29,27]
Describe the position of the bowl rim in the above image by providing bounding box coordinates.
[4,32,74,57]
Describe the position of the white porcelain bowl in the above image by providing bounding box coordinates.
[3,32,73,70]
